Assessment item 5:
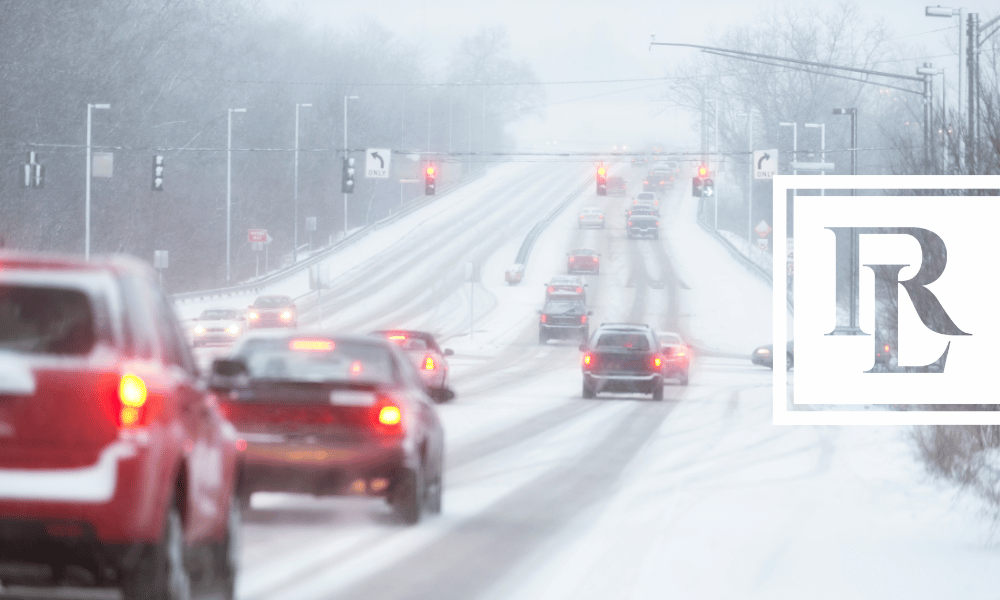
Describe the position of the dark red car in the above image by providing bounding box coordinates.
[0,250,241,600]
[212,332,445,525]
[567,249,600,275]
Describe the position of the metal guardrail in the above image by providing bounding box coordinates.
[171,168,489,304]
[512,177,594,268]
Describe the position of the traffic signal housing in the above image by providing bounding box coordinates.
[596,165,608,196]
[152,155,164,191]
[424,165,436,195]
[692,176,703,197]
[341,157,355,194]
[701,178,715,198]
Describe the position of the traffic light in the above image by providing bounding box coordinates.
[424,165,436,195]
[596,165,607,196]
[341,157,355,194]
[152,155,164,191]
[692,176,703,197]
[697,164,709,178]
[701,178,715,197]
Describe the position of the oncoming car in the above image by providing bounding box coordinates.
[751,340,794,370]
[0,250,241,599]
[211,332,445,525]
[192,307,246,347]
[372,330,455,403]
[247,294,297,329]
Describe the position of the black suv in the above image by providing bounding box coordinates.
[538,299,592,344]
[580,324,664,400]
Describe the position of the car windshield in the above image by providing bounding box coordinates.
[0,285,97,355]
[581,208,601,215]
[549,277,579,286]
[596,333,650,350]
[543,301,584,315]
[571,249,595,256]
[252,296,292,308]
[660,334,682,345]
[200,309,242,320]
[235,337,395,385]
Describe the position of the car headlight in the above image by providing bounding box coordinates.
[756,348,770,355]
[227,324,241,335]
[193,325,206,335]
[280,310,293,320]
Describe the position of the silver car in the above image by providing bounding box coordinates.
[191,307,247,346]
[578,207,606,229]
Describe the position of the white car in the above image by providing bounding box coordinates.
[191,307,247,347]
[578,207,606,229]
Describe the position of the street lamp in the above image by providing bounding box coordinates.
[343,95,359,240]
[804,122,825,196]
[926,5,965,170]
[85,103,110,260]
[294,103,312,263]
[736,110,754,249]
[227,108,246,283]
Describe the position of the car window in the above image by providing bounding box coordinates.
[253,296,292,308]
[119,276,157,360]
[152,284,198,375]
[0,285,97,355]
[236,338,396,385]
[201,309,242,320]
[596,333,650,350]
[543,301,584,314]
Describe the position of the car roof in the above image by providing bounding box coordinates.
[581,207,603,213]
[371,329,439,343]
[569,248,597,255]
[549,275,582,283]
[0,249,154,279]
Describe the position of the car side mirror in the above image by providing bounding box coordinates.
[444,349,454,356]
[209,358,250,391]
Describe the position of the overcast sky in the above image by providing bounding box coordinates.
[262,0,991,151]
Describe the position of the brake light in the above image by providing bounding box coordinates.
[653,356,663,369]
[388,334,407,341]
[583,353,594,367]
[424,355,435,370]
[547,286,555,293]
[378,405,402,426]
[575,287,583,293]
[628,221,633,226]
[581,315,587,323]
[540,314,547,323]
[884,344,890,353]
[350,361,364,375]
[569,256,575,262]
[290,339,334,351]
[118,373,147,428]
[599,215,604,219]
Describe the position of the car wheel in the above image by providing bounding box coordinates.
[392,468,423,526]
[425,459,443,515]
[652,382,664,401]
[213,496,241,600]
[121,498,192,600]
[582,380,596,399]
[787,353,794,370]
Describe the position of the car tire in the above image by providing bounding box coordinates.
[213,496,241,600]
[652,382,664,401]
[425,460,443,515]
[392,468,423,526]
[582,380,596,399]
[121,498,192,600]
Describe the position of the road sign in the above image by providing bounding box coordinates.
[757,238,769,250]
[365,148,391,178]
[755,220,771,238]
[753,149,778,179]
[248,229,267,243]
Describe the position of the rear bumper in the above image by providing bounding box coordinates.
[584,372,661,393]
[541,325,587,338]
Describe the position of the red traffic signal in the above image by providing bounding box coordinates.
[426,166,436,177]
[697,164,708,177]
[424,164,436,195]
[597,166,607,177]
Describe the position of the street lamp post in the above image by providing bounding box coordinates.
[294,103,312,263]
[343,95,359,240]
[917,64,946,173]
[926,5,965,170]
[804,122,825,196]
[736,111,755,248]
[705,99,719,229]
[85,103,110,260]
[226,108,246,283]
[779,121,797,202]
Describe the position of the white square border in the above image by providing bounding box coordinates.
[773,175,1000,425]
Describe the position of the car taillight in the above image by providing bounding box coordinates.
[583,353,594,368]
[655,221,659,226]
[547,286,555,293]
[569,257,575,262]
[350,361,364,376]
[371,399,405,436]
[424,355,435,370]
[652,356,663,369]
[118,373,148,428]
[628,221,633,226]
[379,405,401,425]
[540,314,548,323]
[575,287,583,293]
[599,215,604,219]
[581,315,587,323]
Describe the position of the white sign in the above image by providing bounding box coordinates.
[753,149,778,179]
[757,238,769,250]
[755,220,771,238]
[365,148,391,178]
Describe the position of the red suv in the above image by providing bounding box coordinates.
[0,251,241,599]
